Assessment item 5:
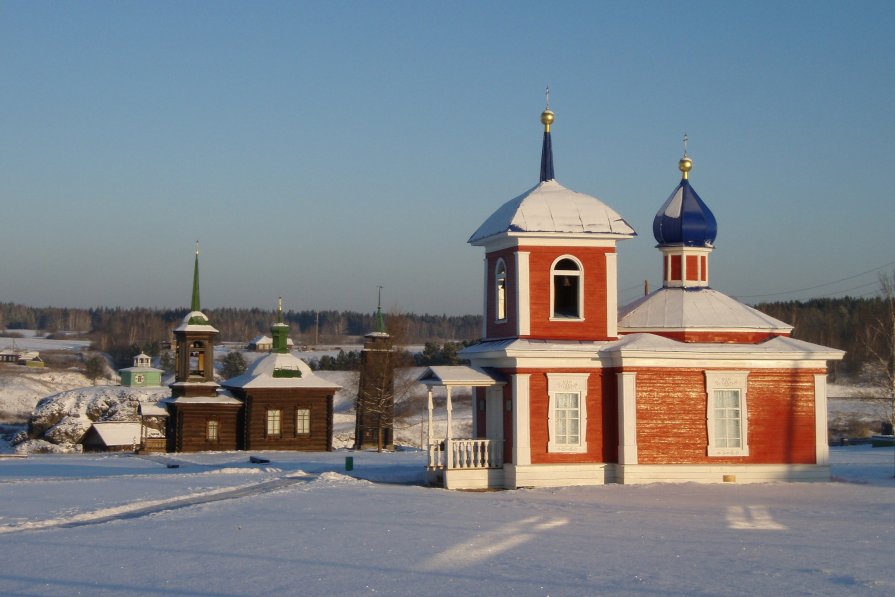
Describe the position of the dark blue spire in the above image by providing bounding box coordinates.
[540,129,554,182]
[539,90,555,182]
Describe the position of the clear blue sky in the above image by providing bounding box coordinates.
[2,1,893,315]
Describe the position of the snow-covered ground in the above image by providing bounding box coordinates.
[0,446,893,596]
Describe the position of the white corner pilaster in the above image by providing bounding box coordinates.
[481,256,489,338]
[617,372,638,464]
[606,252,618,338]
[513,374,531,466]
[516,251,530,336]
[814,373,829,465]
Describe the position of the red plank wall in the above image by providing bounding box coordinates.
[520,368,618,465]
[527,246,613,341]
[632,367,824,465]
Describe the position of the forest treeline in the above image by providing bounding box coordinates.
[0,303,482,364]
[2,297,890,376]
[753,297,890,377]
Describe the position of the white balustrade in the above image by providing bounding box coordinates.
[428,439,502,470]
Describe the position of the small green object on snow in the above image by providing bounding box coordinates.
[345,456,354,471]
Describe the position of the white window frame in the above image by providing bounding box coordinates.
[549,255,584,321]
[296,408,310,435]
[547,373,589,453]
[495,258,508,323]
[705,371,749,457]
[134,374,145,384]
[266,409,282,437]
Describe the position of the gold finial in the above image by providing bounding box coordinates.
[195,240,199,256]
[540,85,554,132]
[679,133,692,179]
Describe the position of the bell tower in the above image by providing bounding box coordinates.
[170,243,220,398]
[468,96,636,342]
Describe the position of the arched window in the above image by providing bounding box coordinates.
[495,259,507,322]
[551,257,583,319]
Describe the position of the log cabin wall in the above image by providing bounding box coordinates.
[170,404,241,452]
[240,389,333,451]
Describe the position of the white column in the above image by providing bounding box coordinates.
[814,373,830,465]
[481,256,488,338]
[606,251,618,338]
[617,372,638,464]
[427,388,434,447]
[445,386,453,468]
[512,374,531,465]
[516,252,530,336]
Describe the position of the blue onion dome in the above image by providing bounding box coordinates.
[652,156,717,247]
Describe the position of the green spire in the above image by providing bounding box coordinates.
[375,286,386,333]
[272,296,289,354]
[191,241,201,312]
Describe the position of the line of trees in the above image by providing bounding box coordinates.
[0,303,483,368]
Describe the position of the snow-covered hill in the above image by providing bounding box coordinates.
[18,385,171,453]
[0,365,99,422]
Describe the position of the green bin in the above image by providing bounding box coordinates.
[345,456,354,471]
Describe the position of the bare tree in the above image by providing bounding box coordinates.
[860,271,895,475]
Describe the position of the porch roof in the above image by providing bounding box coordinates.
[417,365,507,388]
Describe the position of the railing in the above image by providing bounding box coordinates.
[428,438,503,470]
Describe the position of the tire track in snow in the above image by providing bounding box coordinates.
[0,474,314,534]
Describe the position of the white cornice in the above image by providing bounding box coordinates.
[476,234,622,252]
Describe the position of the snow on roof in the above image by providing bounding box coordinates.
[417,366,507,387]
[468,179,636,245]
[88,422,141,447]
[249,335,272,344]
[119,366,164,374]
[461,337,611,358]
[174,311,219,333]
[167,395,243,405]
[138,402,169,417]
[603,332,845,360]
[618,287,793,332]
[223,352,341,390]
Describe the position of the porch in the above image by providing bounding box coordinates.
[418,366,507,489]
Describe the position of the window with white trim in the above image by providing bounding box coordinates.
[705,371,749,457]
[551,257,583,320]
[495,259,507,322]
[266,409,282,437]
[135,374,145,384]
[296,408,310,435]
[547,373,589,453]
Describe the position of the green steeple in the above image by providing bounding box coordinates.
[187,242,209,325]
[191,241,201,312]
[271,297,289,354]
[375,286,386,334]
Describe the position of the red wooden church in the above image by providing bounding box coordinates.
[421,102,843,489]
